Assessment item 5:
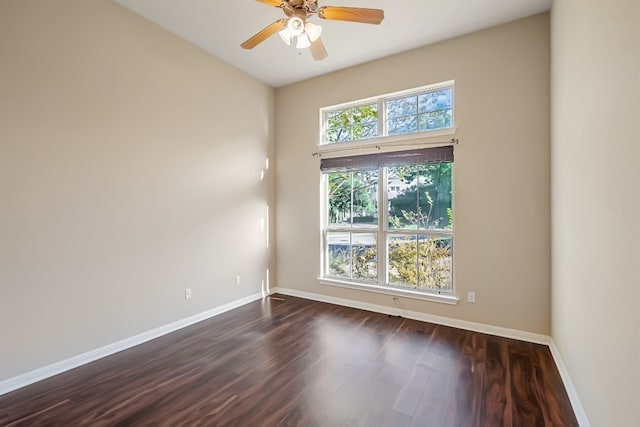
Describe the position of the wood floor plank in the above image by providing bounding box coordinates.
[484,334,511,426]
[392,363,432,416]
[0,295,578,426]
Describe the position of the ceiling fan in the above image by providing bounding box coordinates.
[241,0,384,60]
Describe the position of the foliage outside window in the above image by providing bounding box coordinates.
[322,150,454,293]
[322,83,453,144]
[325,103,378,143]
[327,170,379,283]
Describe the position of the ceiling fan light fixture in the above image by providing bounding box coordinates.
[287,16,305,36]
[296,32,311,49]
[304,22,322,42]
[279,27,293,45]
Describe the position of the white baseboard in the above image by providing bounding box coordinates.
[0,292,264,397]
[549,340,591,427]
[271,287,550,345]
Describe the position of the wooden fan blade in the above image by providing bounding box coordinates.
[317,6,384,25]
[256,0,284,6]
[241,19,287,49]
[310,37,328,60]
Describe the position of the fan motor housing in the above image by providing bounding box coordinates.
[287,8,308,18]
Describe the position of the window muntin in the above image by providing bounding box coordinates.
[322,150,454,294]
[321,83,453,145]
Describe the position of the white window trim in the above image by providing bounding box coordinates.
[319,80,457,304]
[318,277,459,305]
[320,162,456,304]
[321,80,455,115]
[320,80,455,146]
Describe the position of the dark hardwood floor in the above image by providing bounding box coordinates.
[0,295,578,426]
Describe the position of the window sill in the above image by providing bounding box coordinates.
[318,278,459,305]
[318,127,457,157]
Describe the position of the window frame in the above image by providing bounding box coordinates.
[319,81,458,304]
[320,80,455,148]
[321,162,455,302]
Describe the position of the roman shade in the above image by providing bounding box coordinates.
[320,145,454,172]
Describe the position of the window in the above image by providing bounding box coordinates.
[322,82,454,145]
[321,147,454,296]
[320,81,456,301]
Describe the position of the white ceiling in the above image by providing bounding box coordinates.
[114,0,551,87]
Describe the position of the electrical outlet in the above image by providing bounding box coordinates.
[185,288,192,300]
[467,291,476,303]
[235,275,241,285]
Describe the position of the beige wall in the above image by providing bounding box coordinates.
[0,0,275,380]
[551,0,640,425]
[275,14,551,334]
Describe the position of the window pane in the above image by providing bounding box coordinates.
[357,123,378,140]
[328,172,353,226]
[387,166,419,230]
[388,116,417,135]
[418,89,453,113]
[352,171,378,227]
[387,234,453,290]
[325,103,378,143]
[419,163,453,230]
[386,96,418,136]
[351,233,377,282]
[388,234,418,287]
[328,171,378,228]
[418,109,452,131]
[385,90,452,136]
[327,231,350,279]
[387,96,418,118]
[327,232,377,282]
[326,128,351,143]
[327,123,378,142]
[418,235,453,290]
[387,164,453,231]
